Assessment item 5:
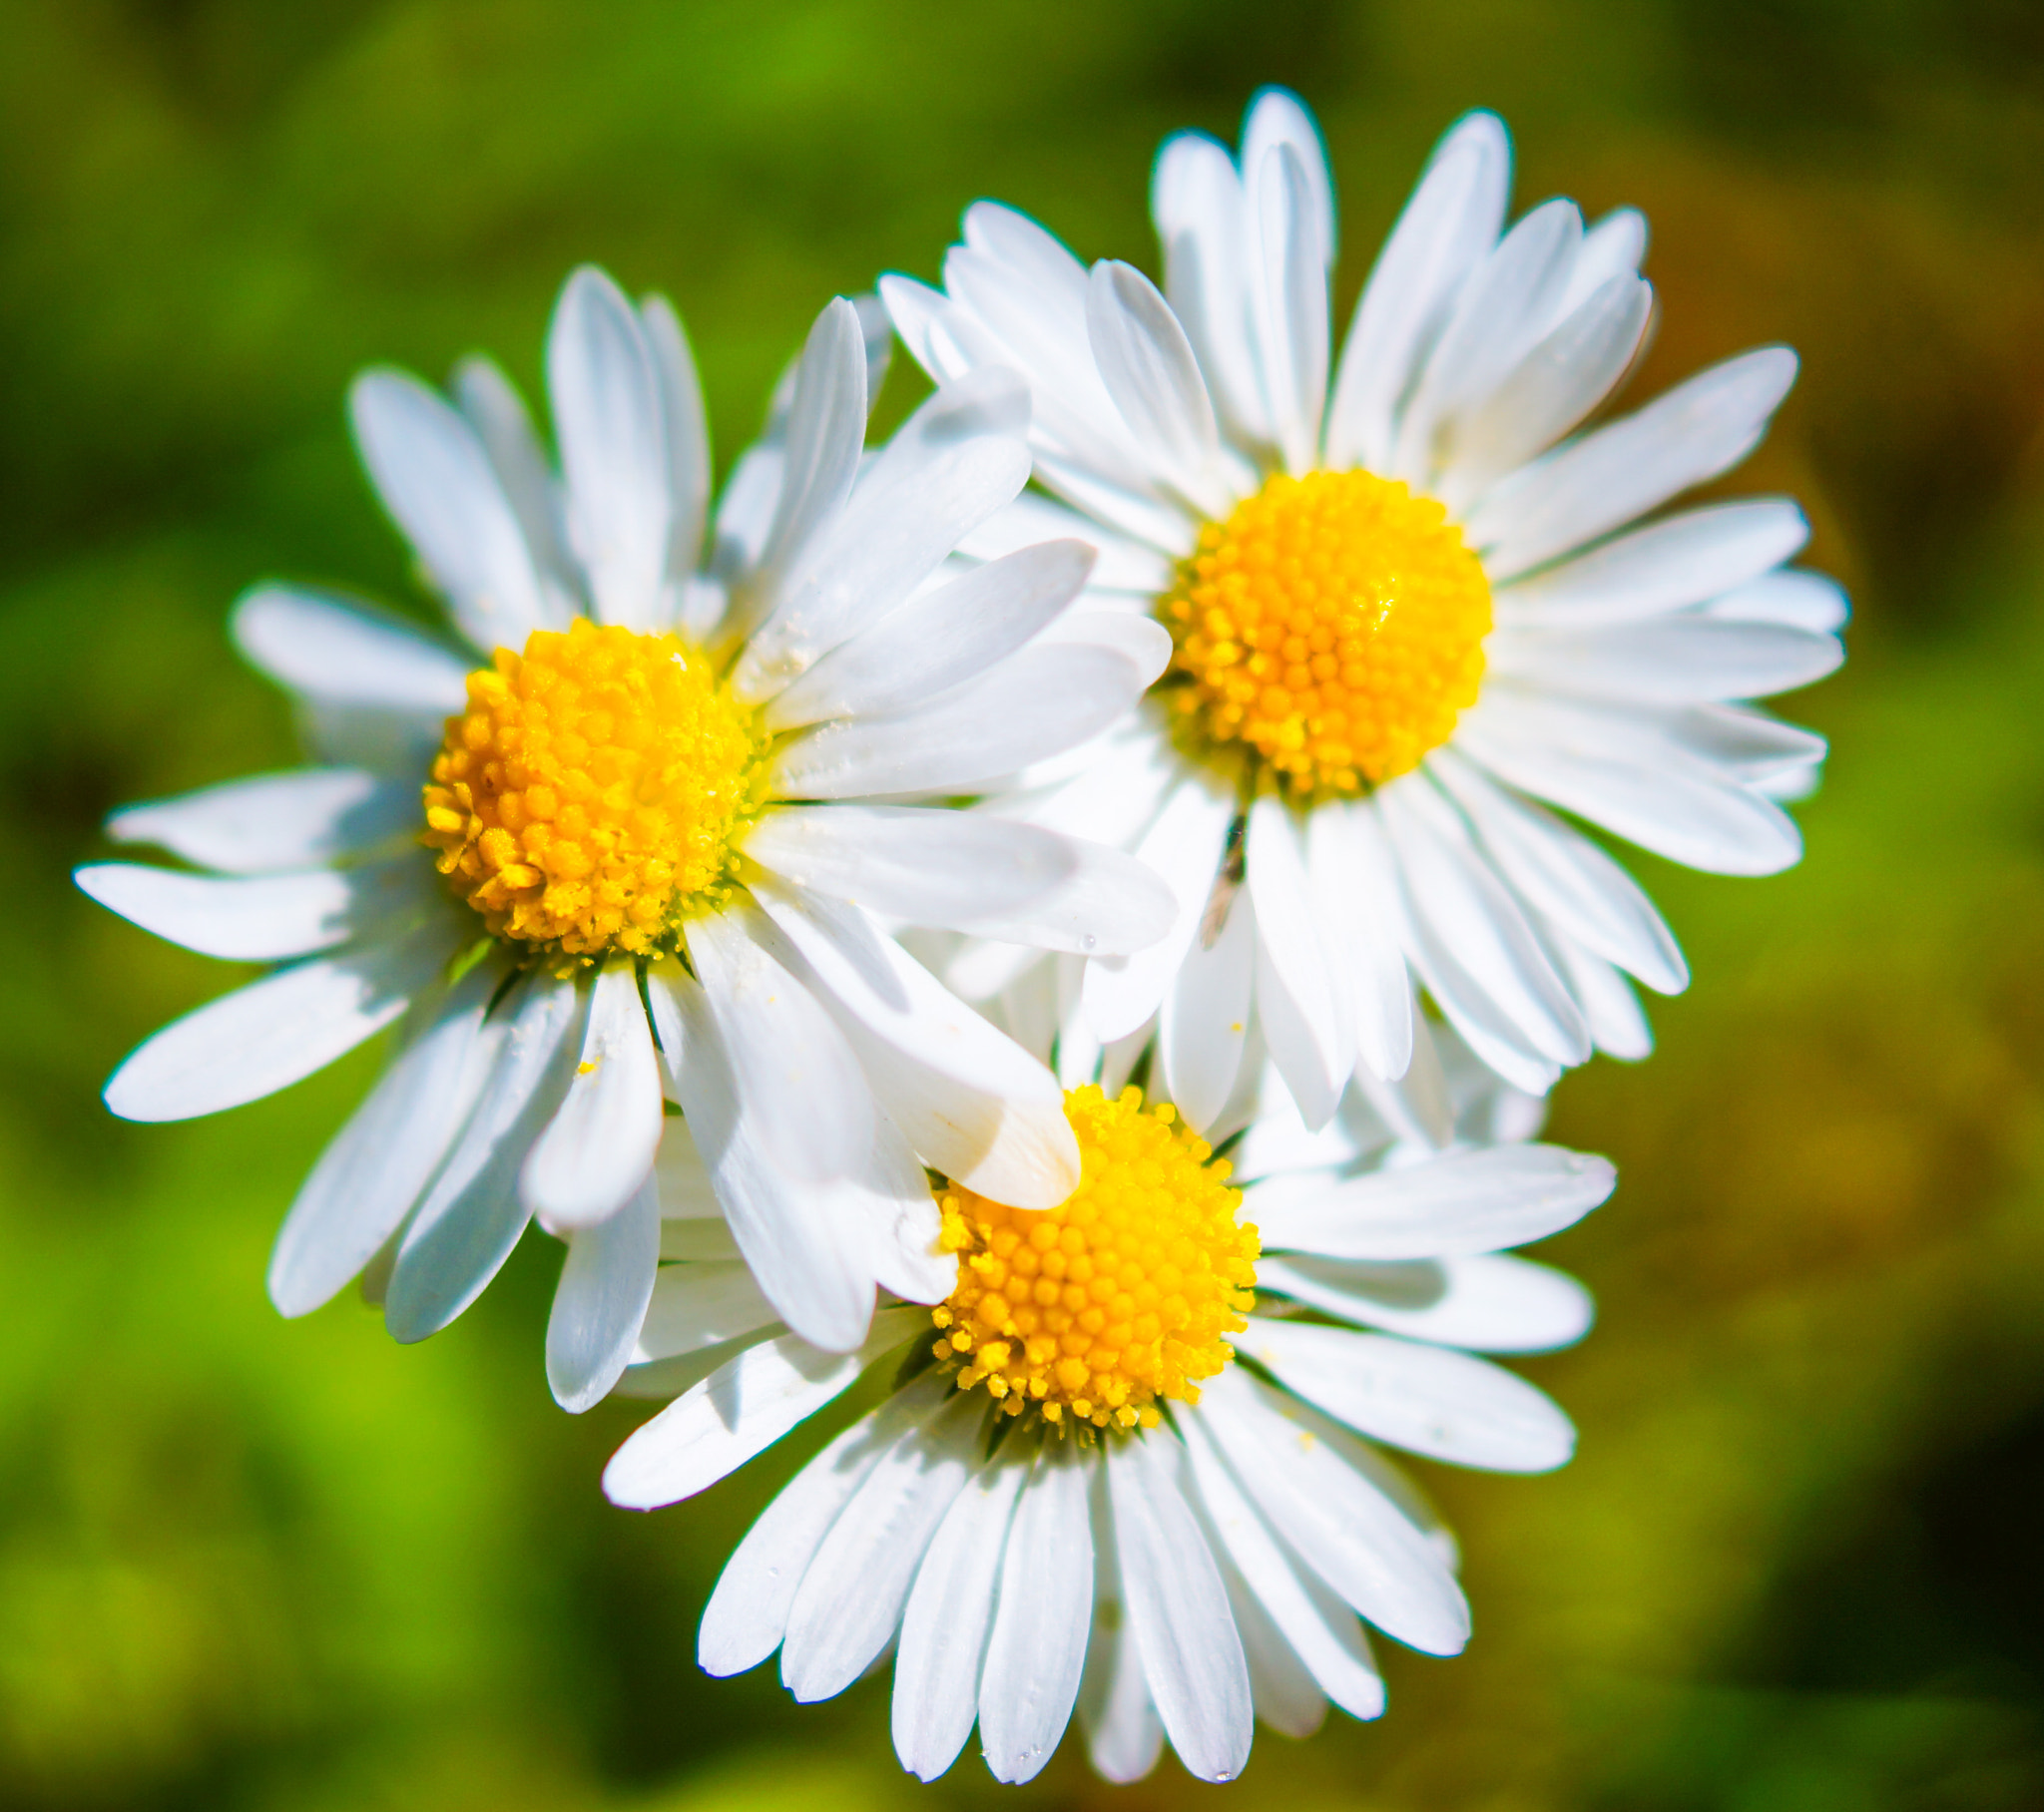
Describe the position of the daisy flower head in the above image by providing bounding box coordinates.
[80,266,1178,1408]
[603,1038,1612,1784]
[881,91,1847,1115]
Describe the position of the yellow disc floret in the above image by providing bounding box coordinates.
[422,618,766,965]
[931,1084,1259,1434]
[1159,468,1492,796]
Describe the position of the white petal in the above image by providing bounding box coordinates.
[641,293,713,582]
[1428,748,1687,993]
[744,806,1172,957]
[106,768,416,875]
[1086,260,1227,512]
[1218,1550,1328,1739]
[1454,698,1802,875]
[602,1307,923,1511]
[979,1444,1095,1784]
[1325,112,1510,472]
[1197,1371,1468,1655]
[102,917,454,1123]
[547,266,672,630]
[744,298,870,615]
[452,353,577,592]
[958,491,1171,593]
[382,972,585,1341]
[1553,932,1655,1059]
[231,584,471,712]
[1159,876,1255,1134]
[1032,607,1173,687]
[1108,1435,1252,1782]
[684,903,873,1187]
[1257,1251,1592,1353]
[646,957,874,1352]
[848,1108,956,1305]
[1239,1317,1576,1472]
[1494,498,1809,628]
[633,1261,779,1364]
[1080,1462,1167,1783]
[1371,782,1586,1091]
[521,962,665,1228]
[766,539,1093,730]
[1307,802,1413,1082]
[893,1448,1029,1780]
[1706,569,1850,633]
[1153,130,1267,449]
[1469,347,1800,580]
[1247,797,1351,1129]
[780,1390,981,1701]
[1084,772,1236,1043]
[267,957,507,1316]
[1178,1409,1384,1720]
[1251,142,1330,475]
[1248,1142,1616,1259]
[769,641,1145,799]
[701,1377,941,1675]
[747,880,1079,1207]
[78,857,434,963]
[348,369,554,651]
[1242,89,1336,260]
[1488,616,1843,703]
[1564,207,1649,309]
[547,1169,661,1412]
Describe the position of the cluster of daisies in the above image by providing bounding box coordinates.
[83,94,1842,1785]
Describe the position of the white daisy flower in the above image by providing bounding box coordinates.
[80,266,1177,1407]
[603,1040,1612,1784]
[879,92,1847,1111]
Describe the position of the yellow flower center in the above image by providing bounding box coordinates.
[422,618,766,966]
[1158,469,1492,796]
[931,1084,1259,1434]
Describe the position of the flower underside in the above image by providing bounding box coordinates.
[1159,468,1492,797]
[423,618,766,968]
[932,1085,1259,1433]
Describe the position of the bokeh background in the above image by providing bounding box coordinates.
[5,0,2044,1806]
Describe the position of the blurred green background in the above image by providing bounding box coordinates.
[4,0,2044,1806]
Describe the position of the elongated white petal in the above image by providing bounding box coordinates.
[106,768,416,875]
[744,807,1172,956]
[1252,142,1330,474]
[646,958,874,1352]
[849,1107,956,1305]
[769,641,1144,799]
[1249,1142,1615,1259]
[1489,617,1842,704]
[1454,700,1802,875]
[893,1454,1029,1780]
[521,962,665,1228]
[1109,1435,1252,1782]
[452,354,576,591]
[684,904,872,1188]
[1154,129,1266,449]
[1178,1410,1383,1720]
[641,293,713,584]
[602,1307,922,1511]
[1241,1317,1575,1472]
[979,1444,1095,1784]
[1470,347,1800,580]
[766,540,1093,731]
[1325,112,1510,472]
[267,958,506,1316]
[781,1391,981,1701]
[348,369,553,651]
[103,918,454,1123]
[1247,796,1351,1129]
[1219,1549,1328,1739]
[1256,1252,1591,1352]
[1555,936,1654,1059]
[1707,569,1850,634]
[382,973,585,1341]
[1308,802,1413,1081]
[1243,89,1335,259]
[1084,773,1236,1043]
[232,584,471,712]
[747,880,1079,1207]
[1080,1464,1166,1783]
[547,266,671,631]
[1198,1371,1468,1654]
[1087,260,1226,509]
[78,858,432,963]
[1494,498,1809,628]
[701,1377,941,1676]
[1159,879,1255,1135]
[632,1262,778,1364]
[745,298,869,613]
[547,1170,661,1412]
[1428,749,1687,993]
